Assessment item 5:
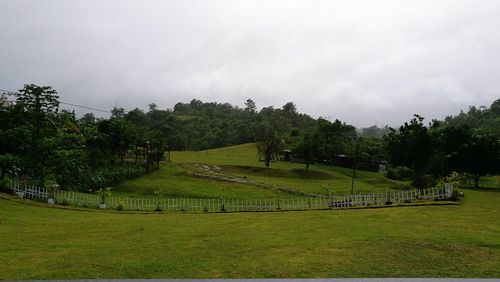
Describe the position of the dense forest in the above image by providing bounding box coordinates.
[1,84,499,192]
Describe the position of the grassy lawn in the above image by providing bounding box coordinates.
[4,143,496,279]
[114,143,409,198]
[171,143,263,167]
[0,187,499,279]
[112,162,283,199]
[220,164,408,195]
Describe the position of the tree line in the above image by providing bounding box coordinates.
[1,84,499,191]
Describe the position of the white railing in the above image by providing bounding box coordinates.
[7,180,454,212]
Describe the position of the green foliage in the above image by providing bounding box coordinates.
[0,154,20,179]
[315,118,356,161]
[293,134,317,169]
[84,163,147,192]
[96,187,112,204]
[384,115,436,188]
[384,99,500,189]
[0,178,10,193]
[171,99,315,150]
[359,125,392,139]
[2,83,498,194]
[44,178,59,197]
[444,98,500,139]
[385,166,413,181]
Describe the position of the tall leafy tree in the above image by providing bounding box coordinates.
[293,134,317,169]
[452,134,500,188]
[15,84,60,183]
[384,115,436,188]
[16,84,59,136]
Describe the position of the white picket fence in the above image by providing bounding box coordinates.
[7,180,454,212]
[11,183,49,201]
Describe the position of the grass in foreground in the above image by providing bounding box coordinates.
[0,188,499,279]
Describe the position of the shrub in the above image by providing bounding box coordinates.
[78,163,149,192]
[116,202,124,211]
[44,179,59,197]
[413,174,436,189]
[0,179,11,193]
[385,166,413,181]
[449,189,460,201]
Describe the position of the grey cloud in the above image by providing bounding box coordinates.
[1,0,499,127]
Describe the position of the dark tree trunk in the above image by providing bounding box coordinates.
[473,174,480,188]
[305,163,309,169]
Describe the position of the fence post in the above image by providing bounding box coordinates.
[219,196,225,211]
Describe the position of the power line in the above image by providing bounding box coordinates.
[59,101,111,113]
[1,88,111,113]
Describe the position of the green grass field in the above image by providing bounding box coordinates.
[112,162,283,199]
[1,187,499,279]
[1,143,499,279]
[114,143,409,198]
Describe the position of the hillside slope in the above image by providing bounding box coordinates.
[114,143,408,198]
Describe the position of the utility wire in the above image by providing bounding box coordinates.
[59,101,111,113]
[1,88,111,113]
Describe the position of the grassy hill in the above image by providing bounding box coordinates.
[113,143,409,198]
[1,187,499,279]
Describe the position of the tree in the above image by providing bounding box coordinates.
[453,134,500,188]
[256,121,282,167]
[293,134,317,169]
[14,84,61,183]
[384,115,435,188]
[111,107,125,119]
[98,118,133,162]
[282,102,298,117]
[255,108,287,167]
[315,118,356,161]
[16,84,59,136]
[244,99,257,113]
[0,154,20,179]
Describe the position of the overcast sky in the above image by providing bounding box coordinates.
[1,0,499,127]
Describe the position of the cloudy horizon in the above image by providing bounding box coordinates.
[1,0,499,127]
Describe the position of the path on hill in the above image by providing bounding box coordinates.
[180,163,328,198]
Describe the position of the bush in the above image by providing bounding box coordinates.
[78,163,149,192]
[412,174,437,189]
[449,189,461,201]
[386,166,413,181]
[116,202,124,211]
[0,178,11,193]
